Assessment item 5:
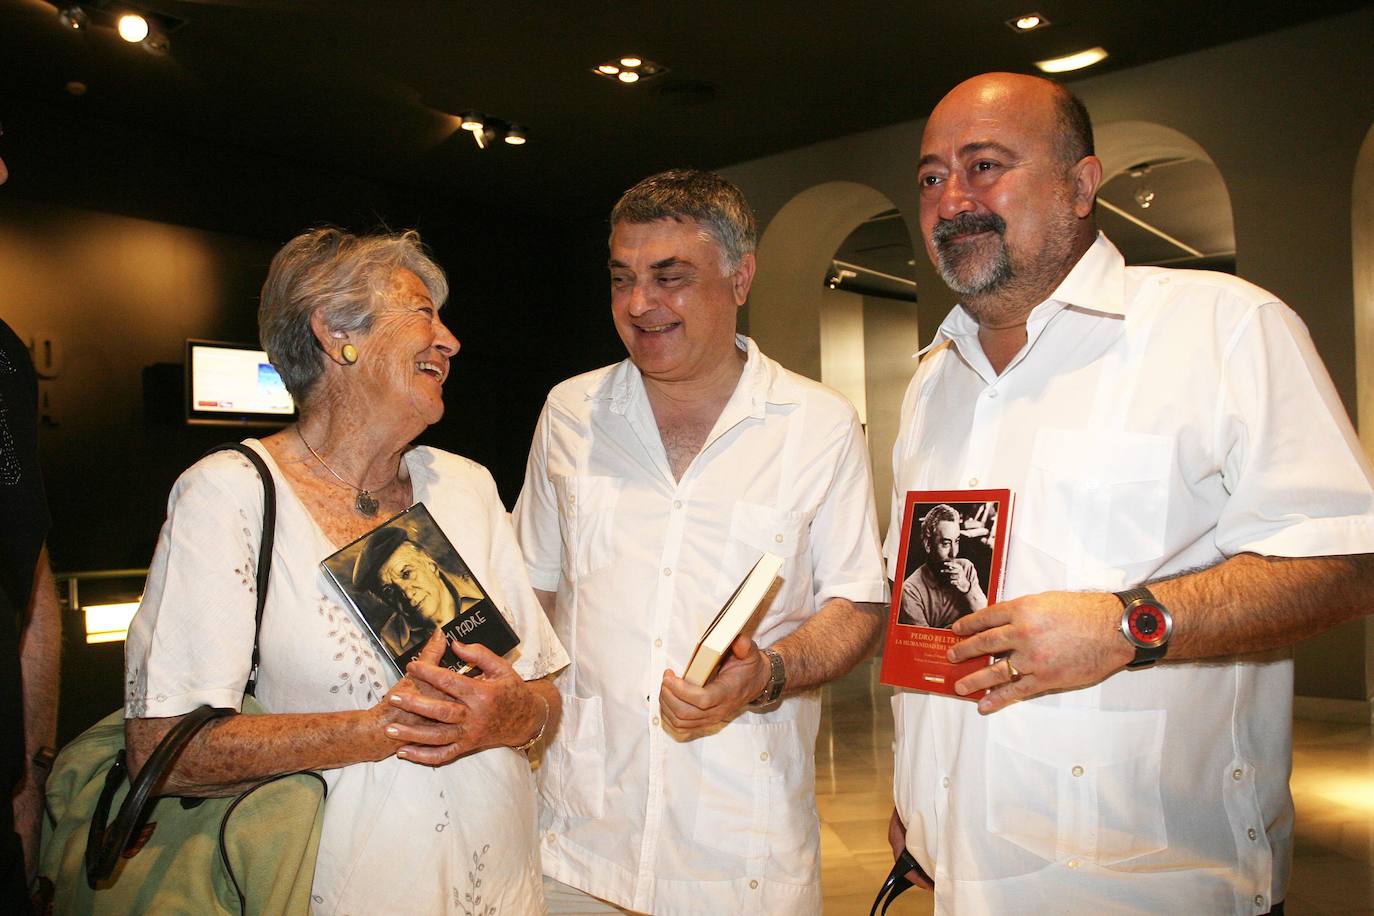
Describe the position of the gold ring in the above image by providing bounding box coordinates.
[1005,657,1022,680]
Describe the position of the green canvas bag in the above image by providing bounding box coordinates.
[38,443,326,914]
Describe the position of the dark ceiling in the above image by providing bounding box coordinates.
[1,0,1368,227]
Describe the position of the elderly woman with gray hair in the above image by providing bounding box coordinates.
[124,227,566,913]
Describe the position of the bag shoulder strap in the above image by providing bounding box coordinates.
[203,442,277,697]
[85,442,278,887]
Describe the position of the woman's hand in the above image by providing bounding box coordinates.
[384,641,551,766]
[367,629,452,760]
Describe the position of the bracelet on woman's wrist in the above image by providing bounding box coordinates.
[515,695,550,754]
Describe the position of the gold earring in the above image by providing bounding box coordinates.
[341,343,359,365]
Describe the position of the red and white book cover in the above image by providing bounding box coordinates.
[880,489,1015,700]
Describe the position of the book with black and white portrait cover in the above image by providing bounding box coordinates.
[321,503,520,679]
[880,489,1014,700]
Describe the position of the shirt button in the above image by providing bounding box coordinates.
[987,388,999,399]
[749,880,759,890]
[1067,858,1081,869]
[967,477,978,487]
[663,568,672,577]
[1071,765,1084,777]
[568,494,576,505]
[1254,895,1264,907]
[1247,828,1258,841]
[759,751,769,762]
[1232,768,1244,781]
[774,533,784,543]
[652,716,660,726]
[546,833,556,845]
[673,500,682,509]
[654,638,663,648]
[941,777,950,788]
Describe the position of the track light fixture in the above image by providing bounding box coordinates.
[57,4,88,30]
[455,111,528,150]
[591,55,668,84]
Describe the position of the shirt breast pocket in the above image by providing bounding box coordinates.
[1022,428,1174,571]
[985,704,1168,866]
[713,501,805,605]
[552,474,623,579]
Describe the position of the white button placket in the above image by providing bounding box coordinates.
[962,382,1005,490]
[636,476,695,898]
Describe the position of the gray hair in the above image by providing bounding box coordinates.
[920,504,961,549]
[258,227,449,404]
[609,169,757,273]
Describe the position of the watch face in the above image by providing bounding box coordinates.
[1126,604,1167,647]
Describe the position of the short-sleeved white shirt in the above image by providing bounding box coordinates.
[126,440,568,915]
[886,234,1374,915]
[513,337,887,915]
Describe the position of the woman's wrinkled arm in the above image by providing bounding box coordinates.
[124,633,449,796]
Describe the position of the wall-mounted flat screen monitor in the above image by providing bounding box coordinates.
[185,339,296,426]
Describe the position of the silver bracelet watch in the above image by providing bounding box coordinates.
[749,647,786,708]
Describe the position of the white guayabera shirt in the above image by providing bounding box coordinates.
[514,337,887,916]
[127,442,568,915]
[887,234,1374,916]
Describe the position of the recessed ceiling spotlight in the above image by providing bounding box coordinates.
[503,124,527,145]
[57,5,88,31]
[1034,46,1108,73]
[592,56,668,84]
[458,110,486,132]
[1006,13,1049,32]
[117,12,150,43]
[65,80,88,96]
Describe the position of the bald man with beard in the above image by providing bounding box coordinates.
[884,73,1374,914]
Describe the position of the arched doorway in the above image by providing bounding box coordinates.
[749,181,918,530]
[1094,121,1236,271]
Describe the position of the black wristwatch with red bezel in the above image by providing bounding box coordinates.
[1114,586,1173,669]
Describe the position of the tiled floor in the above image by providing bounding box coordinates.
[816,659,1374,915]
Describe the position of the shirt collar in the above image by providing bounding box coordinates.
[592,335,800,416]
[916,232,1127,358]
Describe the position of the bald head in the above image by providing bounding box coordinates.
[0,155,7,186]
[931,73,1093,168]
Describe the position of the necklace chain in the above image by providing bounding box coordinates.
[296,426,386,517]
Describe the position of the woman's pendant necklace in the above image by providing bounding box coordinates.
[297,427,385,517]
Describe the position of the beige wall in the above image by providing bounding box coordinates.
[722,8,1374,703]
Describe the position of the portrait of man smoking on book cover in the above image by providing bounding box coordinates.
[897,500,1000,630]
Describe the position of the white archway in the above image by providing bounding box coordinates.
[1094,120,1215,182]
[748,181,917,530]
[749,182,909,381]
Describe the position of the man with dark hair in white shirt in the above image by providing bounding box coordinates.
[885,72,1374,915]
[515,169,887,915]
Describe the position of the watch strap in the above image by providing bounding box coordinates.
[1114,586,1171,669]
[750,647,786,708]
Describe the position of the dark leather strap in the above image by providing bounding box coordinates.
[85,442,276,886]
[212,443,276,697]
[86,706,233,883]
